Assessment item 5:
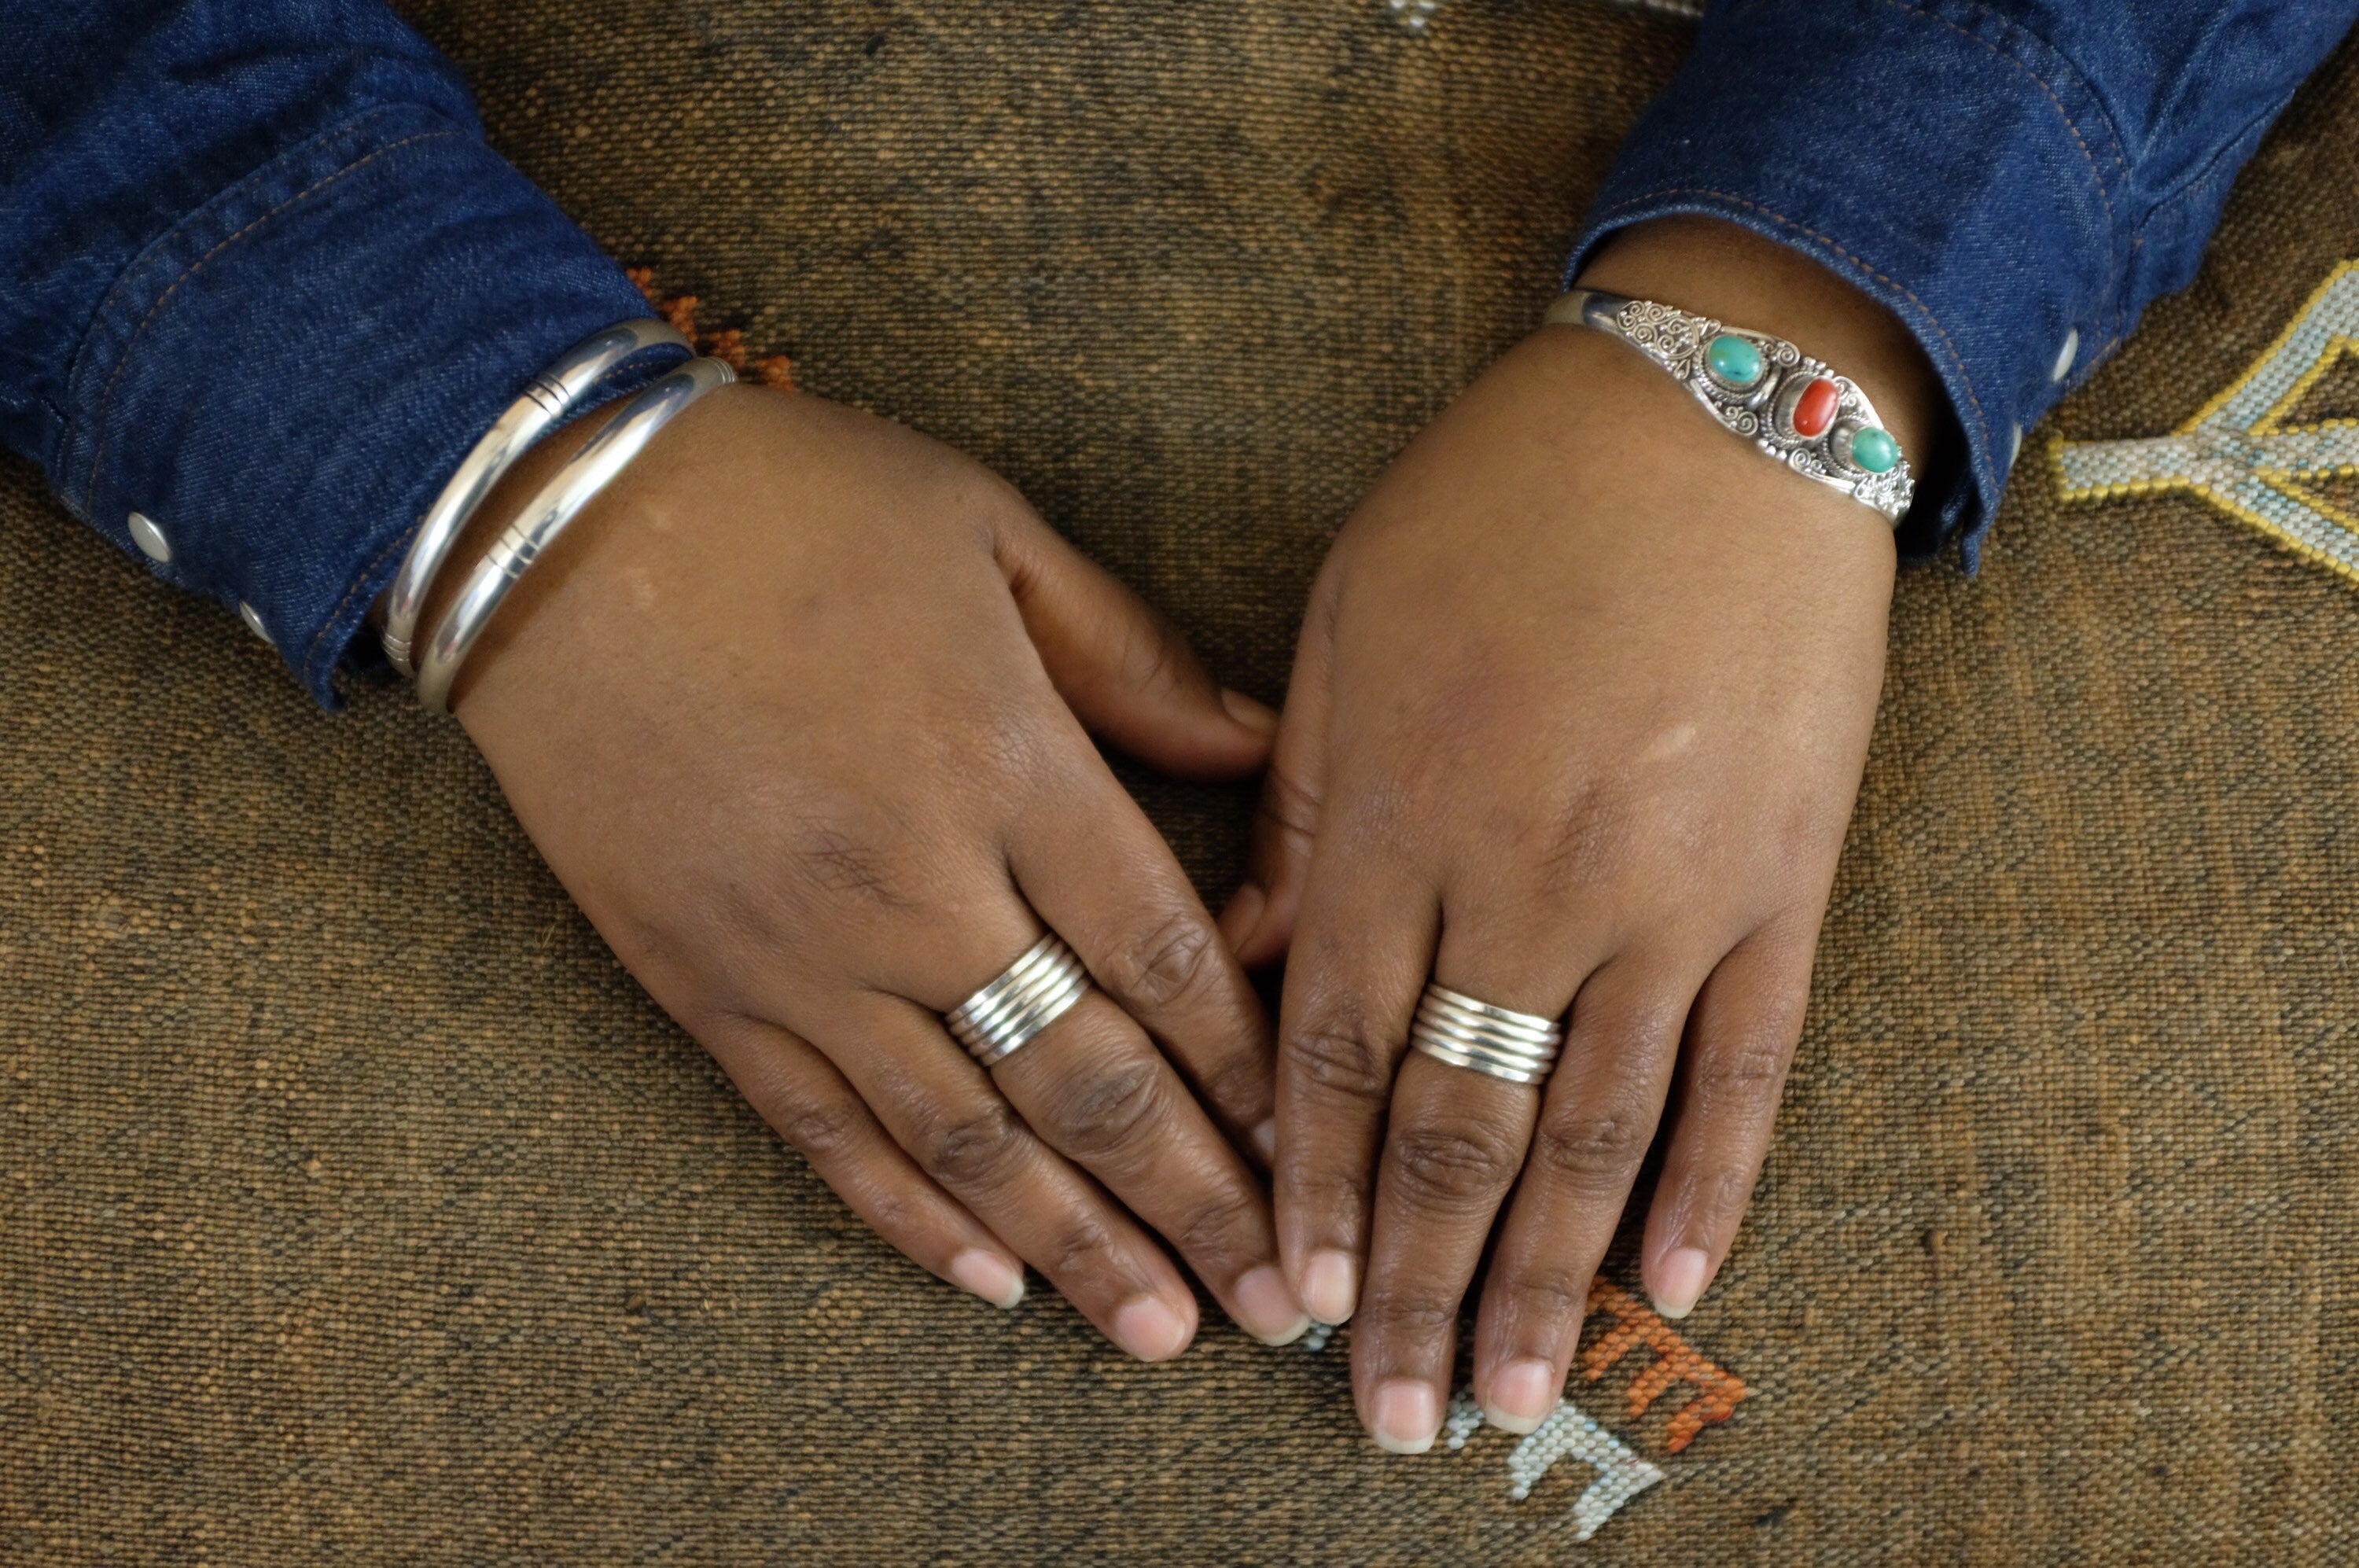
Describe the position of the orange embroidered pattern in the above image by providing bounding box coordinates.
[1581,1278,1750,1455]
[624,267,795,390]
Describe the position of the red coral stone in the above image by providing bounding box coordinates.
[1790,377,1840,439]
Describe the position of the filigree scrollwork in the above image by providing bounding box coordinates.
[1577,293,1914,524]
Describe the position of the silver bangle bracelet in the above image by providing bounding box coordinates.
[1544,288,1916,525]
[382,318,693,677]
[414,355,738,714]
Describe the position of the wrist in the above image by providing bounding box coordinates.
[1571,215,1949,480]
[368,392,647,720]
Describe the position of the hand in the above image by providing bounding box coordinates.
[429,383,1309,1359]
[1224,217,1946,1446]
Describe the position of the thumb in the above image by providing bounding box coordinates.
[1218,568,1336,969]
[996,515,1275,781]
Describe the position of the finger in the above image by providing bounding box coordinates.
[1638,925,1815,1321]
[1272,823,1439,1331]
[701,1011,1027,1309]
[1220,569,1338,968]
[1470,955,1702,1436]
[1352,1053,1537,1453]
[991,989,1310,1346]
[994,510,1275,780]
[1010,763,1277,1161]
[1349,907,1591,1455]
[810,990,1203,1363]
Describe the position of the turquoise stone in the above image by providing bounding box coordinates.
[1705,333,1764,388]
[1849,425,1900,473]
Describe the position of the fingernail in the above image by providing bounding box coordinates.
[1231,1264,1312,1345]
[1482,1357,1558,1435]
[1217,882,1267,954]
[1111,1294,1193,1362]
[1651,1246,1712,1320]
[1220,687,1280,737]
[1300,1250,1359,1326]
[1250,1117,1278,1163]
[1369,1380,1439,1455]
[948,1250,1025,1310]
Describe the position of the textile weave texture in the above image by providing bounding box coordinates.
[6,2,2359,1561]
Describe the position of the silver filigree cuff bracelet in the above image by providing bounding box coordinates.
[1544,289,1915,525]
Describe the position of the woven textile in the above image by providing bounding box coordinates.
[6,2,2359,1561]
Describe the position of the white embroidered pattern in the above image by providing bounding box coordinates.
[1441,1389,1669,1535]
[2053,260,2359,582]
[1311,1341,1666,1539]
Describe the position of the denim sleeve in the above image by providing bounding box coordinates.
[0,1,683,705]
[1568,0,2359,567]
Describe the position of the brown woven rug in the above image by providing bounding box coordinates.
[6,2,2358,1560]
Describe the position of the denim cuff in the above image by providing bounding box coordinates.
[50,101,677,706]
[1566,0,2129,568]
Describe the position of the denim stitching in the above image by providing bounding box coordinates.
[2144,86,2299,226]
[64,105,420,460]
[1586,185,1997,463]
[1914,0,2129,188]
[79,127,466,517]
[1858,0,2131,342]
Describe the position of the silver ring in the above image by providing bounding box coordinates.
[1408,981,1563,1086]
[945,933,1091,1067]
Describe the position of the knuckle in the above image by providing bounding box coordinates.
[1496,1268,1592,1327]
[917,1102,1031,1188]
[1099,913,1218,1013]
[1279,1161,1368,1220]
[1168,1187,1259,1259]
[773,1095,866,1162]
[1047,1211,1122,1279]
[1113,609,1189,701]
[1194,1045,1272,1121]
[1386,1121,1522,1213]
[1676,1161,1761,1229]
[1257,760,1323,848]
[1361,1292,1460,1340]
[1529,1102,1652,1189]
[1043,1057,1168,1163]
[1689,1033,1793,1109]
[1285,1016,1400,1105]
[858,1187,922,1243]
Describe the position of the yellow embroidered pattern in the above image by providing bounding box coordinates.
[2051,259,2359,583]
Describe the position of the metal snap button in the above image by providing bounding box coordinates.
[127,510,171,563]
[2051,329,2078,384]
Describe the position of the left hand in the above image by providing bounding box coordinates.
[1221,217,1946,1450]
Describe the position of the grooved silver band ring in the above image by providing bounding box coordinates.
[945,933,1092,1067]
[1408,982,1564,1086]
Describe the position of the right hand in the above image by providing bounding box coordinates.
[427,381,1308,1360]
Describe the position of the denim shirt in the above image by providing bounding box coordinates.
[4,2,2355,704]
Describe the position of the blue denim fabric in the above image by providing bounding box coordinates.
[4,3,2356,707]
[0,2,682,705]
[1570,0,2359,568]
